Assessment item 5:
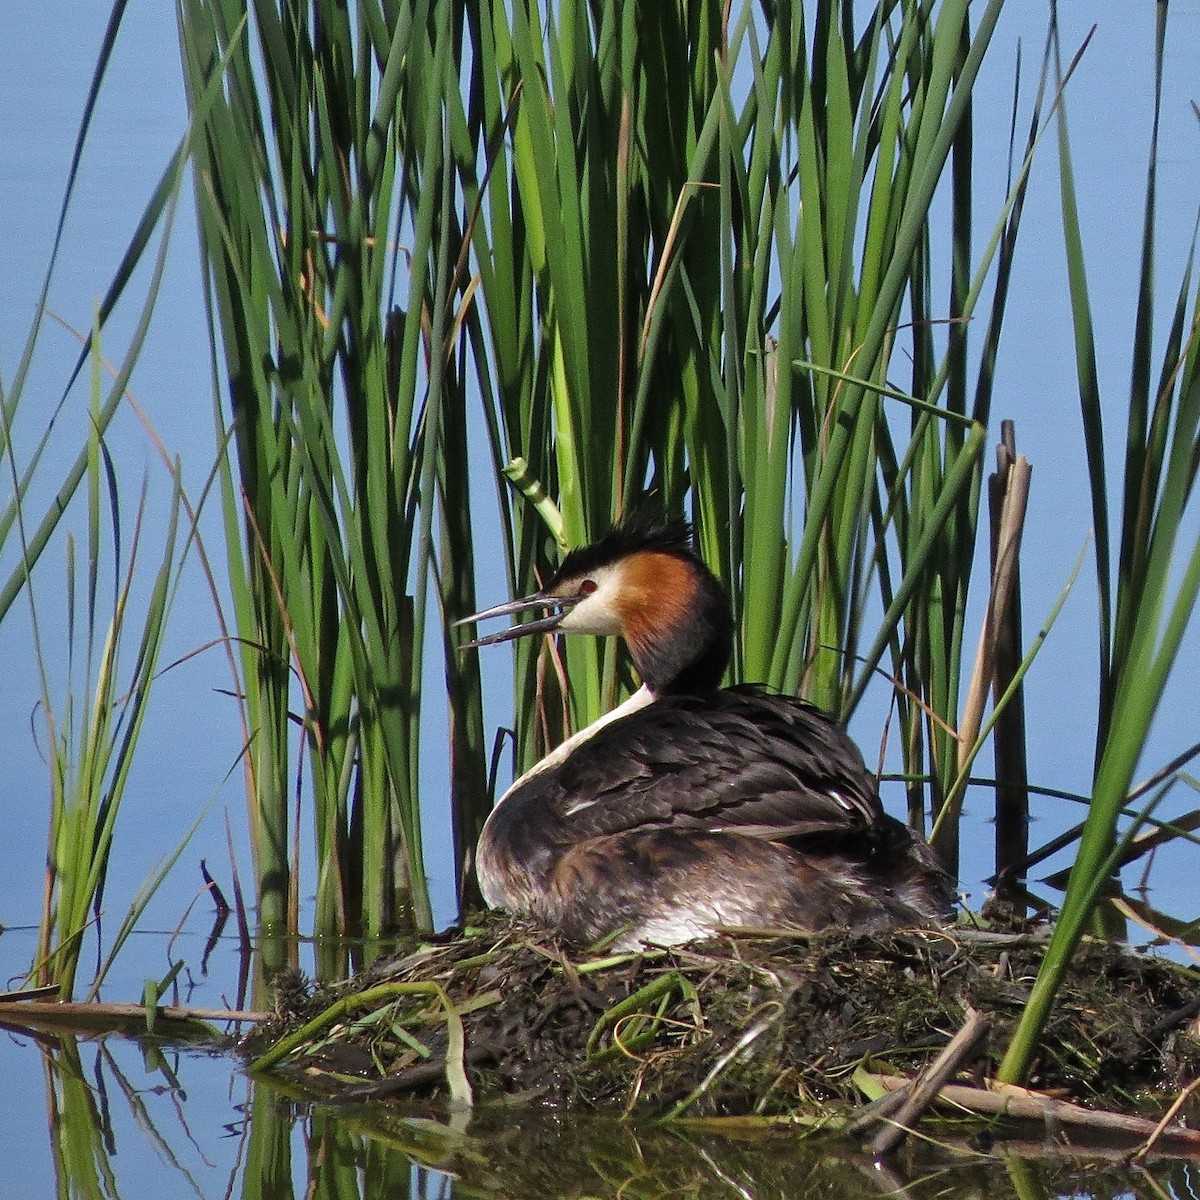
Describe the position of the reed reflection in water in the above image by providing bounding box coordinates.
[3,1020,1199,1200]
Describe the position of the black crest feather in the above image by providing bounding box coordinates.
[548,512,697,589]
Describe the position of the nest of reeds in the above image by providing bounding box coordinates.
[245,912,1200,1121]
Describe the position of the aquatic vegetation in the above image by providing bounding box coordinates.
[246,915,1200,1128]
[3,0,1199,1097]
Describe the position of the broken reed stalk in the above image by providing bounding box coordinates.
[0,998,266,1038]
[1131,1076,1200,1163]
[866,1006,991,1156]
[935,424,1033,876]
[990,422,1032,902]
[863,1073,1200,1154]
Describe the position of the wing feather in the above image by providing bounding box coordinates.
[547,687,886,845]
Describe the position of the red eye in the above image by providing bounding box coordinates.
[579,579,598,596]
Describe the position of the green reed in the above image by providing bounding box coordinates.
[179,0,484,948]
[0,0,204,997]
[26,333,187,999]
[456,0,1033,885]
[999,2,1200,1082]
[1,1,191,622]
[174,0,1042,944]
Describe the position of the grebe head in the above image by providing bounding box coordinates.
[458,516,733,694]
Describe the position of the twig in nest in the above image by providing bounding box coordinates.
[865,1073,1200,1154]
[844,1086,910,1138]
[865,1007,991,1156]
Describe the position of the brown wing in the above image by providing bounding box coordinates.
[545,687,887,845]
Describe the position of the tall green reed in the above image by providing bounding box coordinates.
[1,0,206,997]
[999,1,1200,1082]
[457,0,1036,881]
[179,0,491,951]
[177,0,1068,955]
[1,0,190,622]
[27,334,187,999]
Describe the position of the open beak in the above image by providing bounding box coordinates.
[455,592,579,649]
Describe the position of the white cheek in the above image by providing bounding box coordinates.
[552,563,626,636]
[558,592,623,636]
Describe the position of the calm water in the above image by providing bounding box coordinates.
[5,992,1200,1199]
[2,927,1199,1200]
[4,2,1200,1197]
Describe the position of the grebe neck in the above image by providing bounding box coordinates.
[611,551,733,695]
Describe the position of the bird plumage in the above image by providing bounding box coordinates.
[460,515,954,948]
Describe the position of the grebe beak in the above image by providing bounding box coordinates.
[455,592,580,649]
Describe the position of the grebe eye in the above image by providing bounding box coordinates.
[579,579,598,596]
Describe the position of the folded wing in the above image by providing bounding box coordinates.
[549,687,888,846]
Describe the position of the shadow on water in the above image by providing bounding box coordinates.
[7,1021,1200,1200]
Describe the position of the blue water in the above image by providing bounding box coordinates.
[0,1012,248,1196]
[2,2,1200,1196]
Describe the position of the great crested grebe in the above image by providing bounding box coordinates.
[459,517,954,949]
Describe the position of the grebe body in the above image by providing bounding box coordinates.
[461,519,953,949]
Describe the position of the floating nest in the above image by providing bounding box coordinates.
[245,911,1200,1132]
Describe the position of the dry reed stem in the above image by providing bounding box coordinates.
[867,1006,991,1156]
[865,1073,1200,1153]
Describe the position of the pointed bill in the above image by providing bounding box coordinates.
[455,592,579,649]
